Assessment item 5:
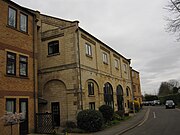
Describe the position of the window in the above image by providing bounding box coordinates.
[123,64,127,73]
[8,7,17,28]
[132,71,135,77]
[6,99,16,113]
[104,83,114,109]
[7,52,16,75]
[88,82,94,95]
[48,41,59,55]
[19,55,28,76]
[115,59,119,69]
[103,53,108,64]
[89,102,95,110]
[20,13,28,32]
[85,43,92,56]
[126,88,129,96]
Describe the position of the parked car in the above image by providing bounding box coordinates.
[165,100,175,109]
[153,100,161,106]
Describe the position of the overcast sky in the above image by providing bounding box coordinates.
[13,0,180,95]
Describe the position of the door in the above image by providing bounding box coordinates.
[51,102,60,126]
[19,98,28,135]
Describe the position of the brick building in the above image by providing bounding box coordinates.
[36,13,134,126]
[0,0,38,135]
[0,1,142,134]
[131,69,142,104]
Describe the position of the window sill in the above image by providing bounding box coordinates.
[86,54,93,58]
[6,25,29,35]
[5,74,29,79]
[103,61,108,65]
[47,53,60,57]
[88,95,95,97]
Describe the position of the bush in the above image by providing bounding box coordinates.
[99,105,114,122]
[77,109,103,132]
[115,110,125,118]
[112,113,121,121]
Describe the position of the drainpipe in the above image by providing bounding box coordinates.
[130,67,135,115]
[77,28,83,110]
[33,14,37,132]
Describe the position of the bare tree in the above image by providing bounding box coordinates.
[166,0,180,40]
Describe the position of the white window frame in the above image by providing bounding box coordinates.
[20,13,28,32]
[123,64,127,73]
[103,53,108,64]
[8,7,17,28]
[114,59,119,69]
[85,43,92,56]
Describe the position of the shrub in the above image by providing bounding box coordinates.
[112,113,121,121]
[77,109,103,132]
[99,105,114,122]
[115,110,125,118]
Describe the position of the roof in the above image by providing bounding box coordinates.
[5,0,35,16]
[79,27,131,64]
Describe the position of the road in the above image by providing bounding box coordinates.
[123,106,180,135]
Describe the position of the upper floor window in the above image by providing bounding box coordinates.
[19,55,28,76]
[20,13,28,32]
[7,52,16,75]
[123,64,127,73]
[115,59,119,69]
[132,71,135,77]
[48,41,59,55]
[103,53,108,64]
[8,7,17,28]
[6,99,16,113]
[85,43,92,56]
[88,82,94,95]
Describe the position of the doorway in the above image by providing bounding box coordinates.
[51,102,60,126]
[19,98,28,135]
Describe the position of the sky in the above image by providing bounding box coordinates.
[13,0,180,95]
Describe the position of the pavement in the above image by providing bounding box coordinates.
[69,107,149,135]
[28,107,149,135]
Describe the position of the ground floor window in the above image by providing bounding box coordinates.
[89,102,95,110]
[6,98,16,113]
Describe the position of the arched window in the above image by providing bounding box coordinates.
[116,85,124,111]
[104,83,114,109]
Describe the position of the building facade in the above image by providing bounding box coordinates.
[36,13,134,126]
[0,0,38,135]
[131,69,142,104]
[0,1,142,133]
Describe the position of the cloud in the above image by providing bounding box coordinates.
[13,0,180,95]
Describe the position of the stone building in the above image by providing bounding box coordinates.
[36,13,134,126]
[0,0,38,135]
[131,69,142,104]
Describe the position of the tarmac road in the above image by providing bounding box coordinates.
[122,106,180,135]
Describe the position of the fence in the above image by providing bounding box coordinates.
[36,113,54,134]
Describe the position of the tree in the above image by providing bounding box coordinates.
[165,0,180,39]
[144,94,158,101]
[158,80,180,96]
[158,82,171,96]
